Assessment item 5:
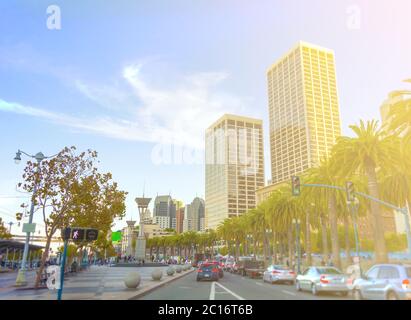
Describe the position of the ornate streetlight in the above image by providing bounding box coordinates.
[14,149,58,286]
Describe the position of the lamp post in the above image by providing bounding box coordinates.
[292,219,301,274]
[14,149,57,286]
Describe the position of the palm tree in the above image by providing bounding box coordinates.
[333,120,398,263]
[305,158,343,269]
[387,96,411,147]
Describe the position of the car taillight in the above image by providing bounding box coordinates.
[402,279,410,290]
[289,271,295,275]
[212,268,219,273]
[197,269,202,273]
[320,275,329,284]
[272,270,281,274]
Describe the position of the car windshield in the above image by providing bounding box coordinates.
[201,265,213,271]
[272,265,289,270]
[317,268,341,275]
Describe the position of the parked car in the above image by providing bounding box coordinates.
[263,265,296,284]
[196,263,220,282]
[296,267,349,296]
[352,264,411,300]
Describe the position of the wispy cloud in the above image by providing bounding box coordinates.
[0,63,247,149]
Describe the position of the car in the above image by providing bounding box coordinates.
[209,261,224,278]
[263,265,296,284]
[352,264,411,300]
[295,266,349,296]
[196,263,220,282]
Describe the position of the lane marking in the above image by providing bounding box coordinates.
[209,281,215,300]
[282,290,296,296]
[215,281,245,300]
[255,282,263,286]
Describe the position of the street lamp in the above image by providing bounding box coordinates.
[14,149,58,286]
[292,218,301,274]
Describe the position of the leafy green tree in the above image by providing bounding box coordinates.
[18,146,127,288]
[0,218,12,239]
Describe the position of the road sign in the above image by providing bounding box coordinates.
[22,223,36,233]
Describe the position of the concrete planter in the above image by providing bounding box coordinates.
[151,269,163,281]
[166,266,175,276]
[176,265,183,273]
[124,272,141,289]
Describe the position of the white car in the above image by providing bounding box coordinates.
[263,265,296,284]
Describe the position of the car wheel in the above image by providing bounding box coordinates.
[296,281,301,291]
[311,283,319,296]
[353,289,362,300]
[386,291,398,300]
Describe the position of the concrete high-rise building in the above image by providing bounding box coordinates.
[267,41,342,184]
[153,195,176,230]
[205,114,264,230]
[183,197,205,232]
[380,89,411,234]
[176,207,185,234]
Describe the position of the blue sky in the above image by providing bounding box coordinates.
[1,0,410,234]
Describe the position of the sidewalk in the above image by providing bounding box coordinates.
[0,265,195,300]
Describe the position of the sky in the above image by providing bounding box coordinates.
[0,0,410,235]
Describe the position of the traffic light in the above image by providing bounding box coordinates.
[346,181,355,202]
[291,176,301,196]
[86,229,99,241]
[71,228,85,242]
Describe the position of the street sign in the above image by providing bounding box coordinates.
[22,223,36,233]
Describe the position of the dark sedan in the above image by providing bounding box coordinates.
[196,264,220,282]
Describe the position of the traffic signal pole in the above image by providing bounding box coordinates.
[299,183,411,260]
[57,239,68,301]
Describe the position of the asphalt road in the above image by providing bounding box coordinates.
[140,270,352,300]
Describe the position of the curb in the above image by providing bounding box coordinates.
[128,269,196,300]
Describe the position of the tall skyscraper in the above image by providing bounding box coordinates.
[380,89,411,234]
[183,197,205,232]
[153,195,176,230]
[267,41,342,184]
[205,114,264,230]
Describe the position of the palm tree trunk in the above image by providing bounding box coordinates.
[329,194,341,269]
[287,227,294,268]
[365,164,388,263]
[272,232,277,264]
[320,213,329,264]
[344,215,351,265]
[305,211,312,266]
